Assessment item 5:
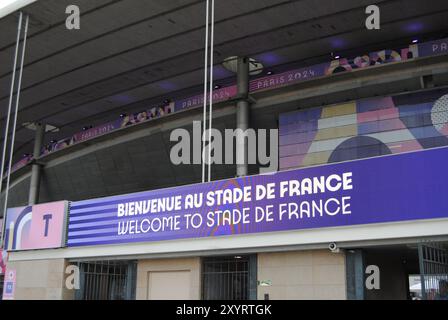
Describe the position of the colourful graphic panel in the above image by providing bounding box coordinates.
[279,88,448,170]
[3,201,68,251]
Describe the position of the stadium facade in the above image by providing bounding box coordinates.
[1,0,448,300]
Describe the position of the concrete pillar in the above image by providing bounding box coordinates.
[345,249,365,300]
[236,57,250,177]
[28,122,45,205]
[6,258,75,299]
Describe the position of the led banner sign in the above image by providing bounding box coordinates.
[67,147,448,247]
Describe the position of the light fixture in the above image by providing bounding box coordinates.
[412,39,419,44]
[222,56,264,75]
[267,71,273,75]
[331,52,340,60]
[22,122,60,133]
[120,113,127,118]
[234,255,242,259]
[214,84,221,89]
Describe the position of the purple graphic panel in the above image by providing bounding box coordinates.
[68,147,448,247]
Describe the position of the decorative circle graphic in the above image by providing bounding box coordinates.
[328,136,392,163]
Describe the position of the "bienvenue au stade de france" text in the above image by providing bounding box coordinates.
[116,172,353,235]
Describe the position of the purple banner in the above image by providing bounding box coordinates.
[67,147,448,247]
[41,103,175,155]
[249,63,327,92]
[72,121,121,144]
[418,38,448,57]
[249,44,421,93]
[9,155,33,173]
[174,85,237,111]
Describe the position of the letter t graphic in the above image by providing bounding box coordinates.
[43,214,53,236]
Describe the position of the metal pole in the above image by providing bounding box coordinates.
[236,57,250,177]
[0,12,23,196]
[2,15,29,225]
[201,0,210,183]
[418,243,427,300]
[28,122,45,205]
[207,0,215,182]
[0,12,24,249]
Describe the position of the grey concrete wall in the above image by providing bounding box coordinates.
[364,250,409,300]
[5,258,75,300]
[0,175,31,211]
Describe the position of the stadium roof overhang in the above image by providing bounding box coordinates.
[0,0,448,160]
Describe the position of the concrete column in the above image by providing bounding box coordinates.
[28,122,45,205]
[345,249,365,300]
[236,57,250,177]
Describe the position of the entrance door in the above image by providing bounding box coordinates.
[147,271,191,300]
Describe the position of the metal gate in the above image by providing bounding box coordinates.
[418,242,448,300]
[75,260,136,300]
[202,256,254,300]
